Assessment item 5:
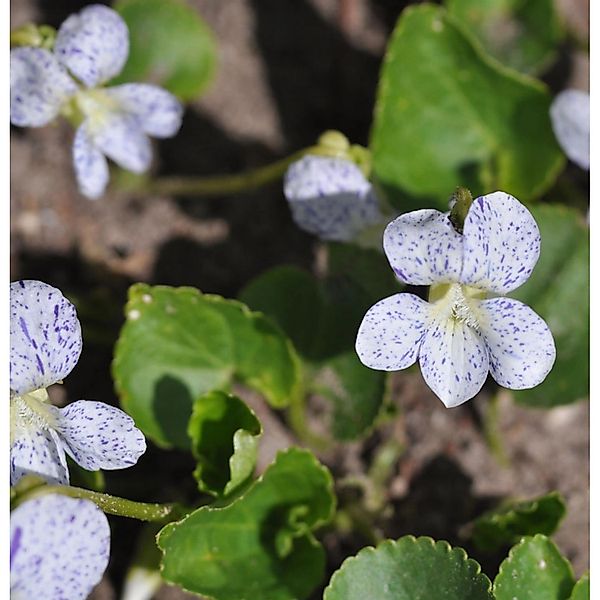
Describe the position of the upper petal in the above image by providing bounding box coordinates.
[550,89,590,170]
[73,124,110,199]
[10,47,77,127]
[461,192,541,294]
[106,84,184,138]
[55,4,129,87]
[88,114,152,173]
[419,318,490,408]
[477,297,556,390]
[284,155,381,241]
[383,210,464,286]
[54,400,146,471]
[10,281,82,396]
[10,494,110,600]
[10,426,68,486]
[356,293,429,371]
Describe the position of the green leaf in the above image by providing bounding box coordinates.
[324,536,493,599]
[113,284,301,449]
[114,0,216,100]
[445,0,563,75]
[188,391,261,497]
[157,448,336,600]
[569,573,590,600]
[370,4,563,211]
[472,491,566,552]
[511,204,589,407]
[494,535,575,600]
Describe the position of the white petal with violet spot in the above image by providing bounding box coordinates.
[419,318,489,408]
[73,124,110,199]
[477,297,555,389]
[10,427,68,486]
[11,494,110,600]
[55,4,129,87]
[10,281,82,396]
[89,114,152,174]
[10,47,77,127]
[383,210,463,286]
[53,400,146,471]
[106,83,184,138]
[356,293,429,371]
[461,192,540,294]
[550,89,590,170]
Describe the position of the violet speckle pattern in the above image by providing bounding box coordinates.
[73,125,110,199]
[284,155,383,241]
[355,192,556,407]
[461,192,541,294]
[54,4,129,88]
[550,89,590,170]
[10,48,77,128]
[10,280,82,396]
[383,209,463,285]
[10,494,110,600]
[55,400,147,471]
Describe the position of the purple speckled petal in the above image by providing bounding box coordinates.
[477,297,556,390]
[419,318,489,408]
[10,494,110,600]
[355,293,429,371]
[54,400,146,471]
[54,4,129,87]
[73,124,110,199]
[106,84,184,138]
[461,192,541,294]
[10,281,82,396]
[550,89,589,170]
[10,427,68,486]
[10,47,77,127]
[88,114,152,174]
[284,155,382,241]
[383,210,464,286]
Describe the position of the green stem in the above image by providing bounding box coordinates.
[140,147,318,198]
[483,393,509,467]
[12,484,189,524]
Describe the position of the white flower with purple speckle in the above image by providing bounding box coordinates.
[284,155,383,241]
[11,493,110,600]
[550,89,590,170]
[10,280,146,485]
[10,4,183,199]
[355,191,556,407]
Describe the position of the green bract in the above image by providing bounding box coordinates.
[370,4,563,210]
[157,448,336,600]
[114,0,216,100]
[113,284,301,449]
[324,536,493,599]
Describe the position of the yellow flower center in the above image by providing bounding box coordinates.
[10,388,57,445]
[428,283,487,330]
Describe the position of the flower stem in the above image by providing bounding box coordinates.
[11,483,189,524]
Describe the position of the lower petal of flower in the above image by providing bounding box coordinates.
[477,297,556,389]
[73,124,110,199]
[419,316,490,408]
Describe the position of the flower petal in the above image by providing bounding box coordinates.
[284,155,381,241]
[73,124,110,199]
[10,281,82,396]
[477,297,556,389]
[106,83,184,138]
[10,427,68,486]
[54,4,129,87]
[383,209,463,285]
[10,494,110,600]
[355,293,429,370]
[10,47,77,127]
[419,318,490,408]
[550,89,590,170]
[54,400,146,471]
[89,114,152,173]
[461,191,541,294]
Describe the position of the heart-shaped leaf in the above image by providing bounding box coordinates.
[569,573,590,600]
